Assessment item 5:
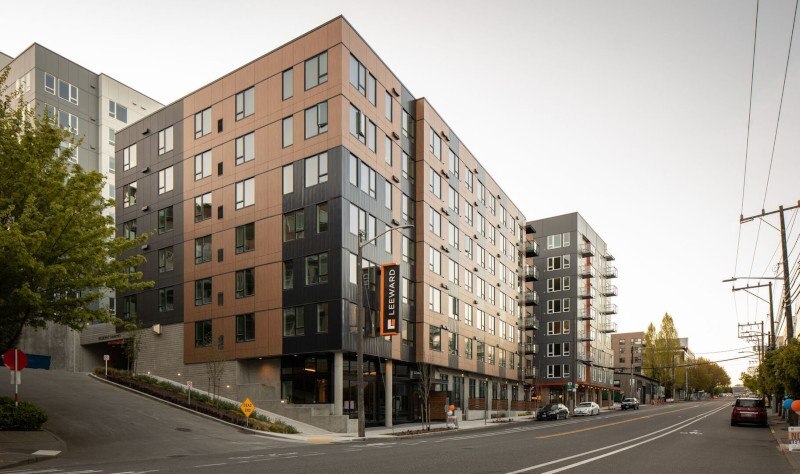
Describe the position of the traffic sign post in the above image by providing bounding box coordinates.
[187,381,193,405]
[103,354,109,377]
[241,398,255,428]
[3,349,28,407]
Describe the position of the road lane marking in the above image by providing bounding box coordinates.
[534,405,699,439]
[506,403,730,474]
[195,463,227,468]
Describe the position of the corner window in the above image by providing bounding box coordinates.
[44,73,56,94]
[283,306,305,336]
[235,87,254,121]
[384,91,393,121]
[316,303,329,333]
[316,202,329,233]
[304,51,328,90]
[349,55,366,95]
[304,152,328,187]
[109,100,127,123]
[305,252,328,285]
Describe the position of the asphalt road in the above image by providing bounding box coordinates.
[4,370,793,473]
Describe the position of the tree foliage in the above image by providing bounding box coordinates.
[643,314,684,396]
[687,357,730,394]
[750,340,800,399]
[0,67,151,352]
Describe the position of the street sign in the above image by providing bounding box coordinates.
[103,354,110,361]
[790,427,800,452]
[187,381,193,388]
[3,349,28,371]
[241,398,255,417]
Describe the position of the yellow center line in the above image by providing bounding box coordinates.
[535,405,699,439]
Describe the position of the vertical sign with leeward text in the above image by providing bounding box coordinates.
[380,263,401,336]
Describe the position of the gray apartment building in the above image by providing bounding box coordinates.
[1,44,162,370]
[525,212,619,410]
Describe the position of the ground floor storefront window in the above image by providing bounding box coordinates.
[280,355,331,404]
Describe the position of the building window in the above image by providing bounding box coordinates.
[304,51,328,90]
[158,287,174,312]
[283,209,304,241]
[367,121,376,152]
[235,132,255,165]
[429,207,441,237]
[316,303,329,333]
[401,193,414,223]
[282,69,293,100]
[235,87,254,121]
[448,187,459,215]
[305,252,328,285]
[122,145,136,171]
[349,104,366,142]
[123,219,137,240]
[158,126,173,155]
[385,180,392,209]
[402,109,415,142]
[44,73,56,94]
[384,135,393,166]
[283,260,294,290]
[448,222,459,249]
[385,91,393,121]
[429,127,442,160]
[429,246,441,275]
[158,166,174,194]
[122,295,137,321]
[402,152,415,182]
[429,326,441,351]
[477,341,485,362]
[122,182,137,208]
[402,235,415,264]
[195,235,212,264]
[194,320,212,347]
[57,111,79,136]
[236,222,255,254]
[304,102,328,139]
[236,268,255,298]
[305,152,328,187]
[429,286,441,313]
[109,100,128,123]
[235,177,255,209]
[57,79,78,105]
[194,278,212,306]
[317,202,328,233]
[349,54,367,94]
[236,313,255,342]
[194,193,212,222]
[158,247,174,273]
[367,74,376,105]
[283,164,293,194]
[195,107,212,139]
[283,306,305,336]
[194,150,212,180]
[282,116,293,148]
[429,168,442,198]
[108,129,116,147]
[158,206,174,234]
[464,338,473,359]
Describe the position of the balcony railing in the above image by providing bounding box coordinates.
[524,265,539,281]
[524,366,537,379]
[523,316,539,331]
[604,250,615,261]
[579,264,595,278]
[580,242,595,257]
[578,331,595,342]
[577,306,596,320]
[578,286,595,299]
[577,349,592,362]
[600,321,618,333]
[524,240,539,256]
[601,284,618,297]
[604,266,618,278]
[600,303,618,315]
[524,290,540,306]
[523,343,538,355]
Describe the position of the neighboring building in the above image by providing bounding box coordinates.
[1,44,162,370]
[612,331,644,398]
[525,212,619,411]
[114,16,528,432]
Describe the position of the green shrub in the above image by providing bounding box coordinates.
[0,397,48,430]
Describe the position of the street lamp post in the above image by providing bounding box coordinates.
[355,224,413,439]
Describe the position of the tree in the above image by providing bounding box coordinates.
[416,362,434,430]
[205,336,227,406]
[643,314,683,397]
[643,323,659,380]
[0,68,151,353]
[688,358,730,395]
[122,322,145,374]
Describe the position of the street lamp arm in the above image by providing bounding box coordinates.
[359,224,414,248]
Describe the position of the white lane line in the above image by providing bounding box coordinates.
[506,404,730,474]
[195,463,228,468]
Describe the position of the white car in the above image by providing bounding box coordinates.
[573,401,601,416]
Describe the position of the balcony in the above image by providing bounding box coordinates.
[525,222,536,235]
[604,250,615,261]
[577,349,592,363]
[579,264,595,278]
[524,366,537,379]
[577,286,595,299]
[523,315,539,331]
[580,242,595,257]
[600,284,618,297]
[604,266,618,278]
[600,303,618,315]
[523,343,539,355]
[524,240,539,257]
[524,290,540,306]
[524,264,539,281]
[600,321,618,333]
[577,306,596,320]
[578,331,595,342]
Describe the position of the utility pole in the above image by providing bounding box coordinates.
[729,282,775,350]
[740,200,799,340]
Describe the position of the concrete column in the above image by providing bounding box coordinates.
[384,359,393,427]
[464,377,470,418]
[334,352,343,416]
[487,380,493,418]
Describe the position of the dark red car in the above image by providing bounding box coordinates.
[730,398,767,426]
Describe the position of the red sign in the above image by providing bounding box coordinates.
[3,349,28,371]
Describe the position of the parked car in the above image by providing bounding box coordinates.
[574,401,600,416]
[537,403,570,420]
[731,398,767,426]
[621,398,640,410]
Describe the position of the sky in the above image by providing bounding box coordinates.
[2,0,799,385]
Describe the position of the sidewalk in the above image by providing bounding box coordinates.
[768,410,800,471]
[0,429,64,470]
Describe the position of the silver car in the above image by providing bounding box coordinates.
[573,401,600,416]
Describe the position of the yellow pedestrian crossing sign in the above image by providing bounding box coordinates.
[241,398,255,417]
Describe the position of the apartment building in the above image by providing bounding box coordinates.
[612,331,644,398]
[1,44,162,370]
[525,213,618,410]
[114,16,528,432]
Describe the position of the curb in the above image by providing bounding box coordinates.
[88,373,313,443]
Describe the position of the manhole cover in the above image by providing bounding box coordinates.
[175,427,192,432]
